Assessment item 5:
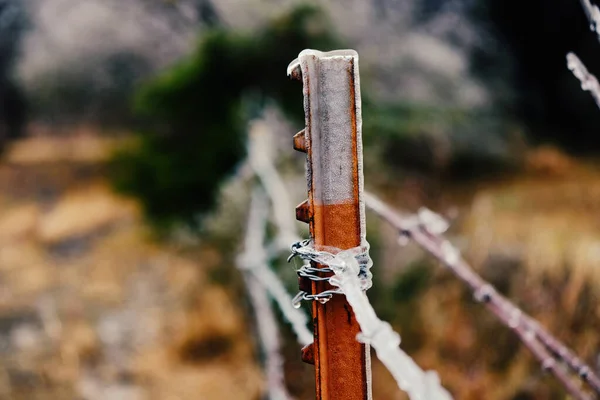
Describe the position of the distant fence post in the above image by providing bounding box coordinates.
[288,49,372,400]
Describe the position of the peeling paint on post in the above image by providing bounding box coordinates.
[288,49,372,400]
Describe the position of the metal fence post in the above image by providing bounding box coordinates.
[288,49,372,400]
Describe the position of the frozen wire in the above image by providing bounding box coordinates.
[246,121,315,343]
[238,188,294,400]
[580,0,600,39]
[569,0,600,110]
[251,263,313,347]
[248,118,449,396]
[567,53,600,109]
[288,239,373,305]
[285,238,451,398]
[365,191,599,399]
[249,121,302,250]
[244,274,293,400]
[326,250,453,400]
[238,188,313,347]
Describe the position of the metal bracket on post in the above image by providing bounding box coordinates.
[288,49,372,400]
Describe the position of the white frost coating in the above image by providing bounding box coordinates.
[327,252,453,400]
[567,52,600,109]
[252,263,313,347]
[244,274,292,400]
[238,188,313,348]
[580,0,600,39]
[238,188,294,400]
[289,49,367,242]
[248,121,302,249]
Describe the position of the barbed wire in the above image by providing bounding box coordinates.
[580,0,600,40]
[364,191,599,400]
[331,251,453,400]
[567,53,600,109]
[288,239,373,304]
[244,273,294,400]
[246,123,453,398]
[247,125,313,347]
[567,0,600,109]
[248,121,303,249]
[284,239,453,399]
[236,188,311,350]
[237,187,295,400]
[243,120,600,398]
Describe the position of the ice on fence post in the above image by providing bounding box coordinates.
[327,250,453,400]
[287,49,366,251]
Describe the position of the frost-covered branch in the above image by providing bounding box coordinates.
[328,252,453,400]
[567,53,600,109]
[365,192,599,399]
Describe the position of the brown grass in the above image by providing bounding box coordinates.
[2,134,598,399]
[0,134,264,399]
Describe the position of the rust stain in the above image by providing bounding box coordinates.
[313,282,366,400]
[312,202,361,251]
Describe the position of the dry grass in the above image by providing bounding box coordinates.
[0,134,264,400]
[37,183,138,244]
[2,134,598,399]
[405,147,600,398]
[6,124,120,165]
[464,169,600,295]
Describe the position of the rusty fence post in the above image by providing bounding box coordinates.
[288,49,372,400]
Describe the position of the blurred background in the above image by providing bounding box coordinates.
[0,0,599,398]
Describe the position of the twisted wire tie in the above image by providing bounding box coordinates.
[288,239,373,306]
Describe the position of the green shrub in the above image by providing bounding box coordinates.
[110,6,342,231]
